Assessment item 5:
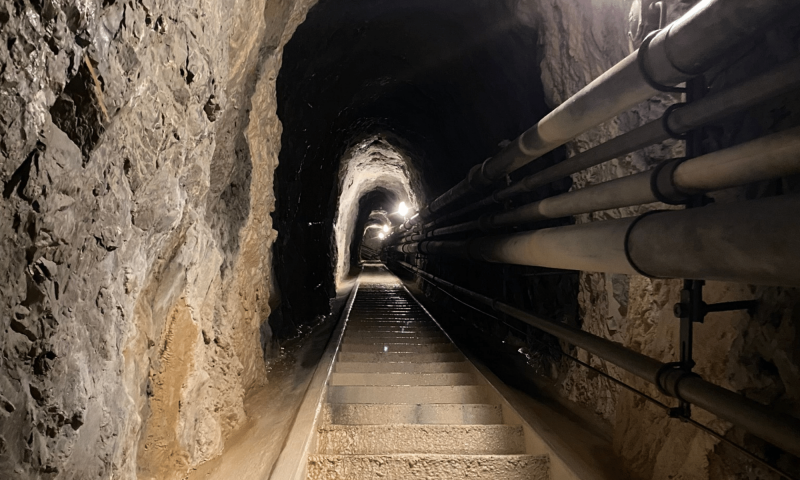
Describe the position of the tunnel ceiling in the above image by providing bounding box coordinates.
[272,0,551,333]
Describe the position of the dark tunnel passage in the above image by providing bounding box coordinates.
[349,189,395,267]
[272,0,561,337]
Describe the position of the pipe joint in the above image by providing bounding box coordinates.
[656,362,700,399]
[491,190,504,204]
[650,157,691,205]
[418,241,430,255]
[468,159,494,190]
[624,210,664,277]
[661,103,689,140]
[637,29,688,93]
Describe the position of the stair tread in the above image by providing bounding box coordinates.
[317,424,525,455]
[307,454,550,480]
[307,274,546,480]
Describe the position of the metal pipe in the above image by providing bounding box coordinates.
[674,128,800,193]
[397,195,800,287]
[395,261,800,457]
[411,57,800,232]
[398,213,420,232]
[422,0,798,218]
[626,195,800,285]
[422,126,800,236]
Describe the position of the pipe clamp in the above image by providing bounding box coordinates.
[624,210,664,277]
[469,159,494,189]
[661,103,689,140]
[650,157,691,205]
[637,29,687,94]
[656,362,700,399]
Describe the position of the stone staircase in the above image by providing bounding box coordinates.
[306,279,550,479]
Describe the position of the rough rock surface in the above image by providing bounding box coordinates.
[519,0,800,478]
[0,0,314,478]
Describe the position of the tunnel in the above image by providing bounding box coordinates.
[1,0,800,479]
[271,0,555,335]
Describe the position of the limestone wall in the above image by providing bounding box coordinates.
[0,0,314,478]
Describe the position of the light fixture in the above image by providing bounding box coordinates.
[382,225,389,233]
[397,202,409,217]
[378,233,385,240]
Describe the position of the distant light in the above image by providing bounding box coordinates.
[398,202,409,217]
[378,233,385,240]
[382,225,389,233]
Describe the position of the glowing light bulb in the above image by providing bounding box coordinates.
[378,233,385,240]
[398,202,409,216]
[382,225,389,233]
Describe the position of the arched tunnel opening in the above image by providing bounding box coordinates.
[349,191,393,266]
[271,0,560,337]
[1,0,800,478]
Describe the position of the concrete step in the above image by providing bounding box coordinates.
[339,343,456,354]
[326,403,504,425]
[346,326,434,333]
[307,454,550,480]
[335,361,472,374]
[350,305,420,309]
[337,352,463,363]
[348,321,432,327]
[317,424,525,455]
[330,372,476,386]
[342,335,449,344]
[345,328,442,336]
[348,318,436,327]
[328,385,489,404]
[350,309,425,313]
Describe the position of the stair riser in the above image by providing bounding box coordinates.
[307,454,550,480]
[330,372,476,386]
[340,343,456,353]
[342,336,448,344]
[328,385,488,404]
[337,352,463,363]
[325,403,503,425]
[347,321,432,327]
[334,361,472,374]
[345,329,441,336]
[317,425,525,454]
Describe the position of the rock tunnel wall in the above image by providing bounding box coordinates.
[527,2,800,479]
[0,0,315,478]
[1,0,798,479]
[409,1,800,479]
